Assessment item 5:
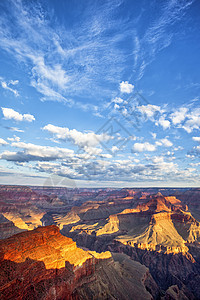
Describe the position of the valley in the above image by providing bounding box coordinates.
[0,185,200,299]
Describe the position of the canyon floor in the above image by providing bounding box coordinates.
[0,185,200,299]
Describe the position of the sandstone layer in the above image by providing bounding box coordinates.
[0,225,157,300]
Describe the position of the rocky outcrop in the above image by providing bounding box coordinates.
[0,213,26,239]
[162,285,195,300]
[108,240,200,299]
[0,225,158,299]
[67,195,200,255]
[1,186,200,299]
[61,193,200,299]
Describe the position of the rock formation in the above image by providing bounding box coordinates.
[61,192,200,298]
[1,185,200,299]
[0,225,158,299]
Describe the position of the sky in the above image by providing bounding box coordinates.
[0,0,200,188]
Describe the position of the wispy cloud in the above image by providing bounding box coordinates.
[0,0,128,108]
[133,0,194,81]
[4,127,24,133]
[0,78,19,96]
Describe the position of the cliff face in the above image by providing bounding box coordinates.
[0,225,157,300]
[61,193,200,299]
[0,213,26,239]
[1,186,200,299]
[0,225,111,269]
[66,194,200,254]
[108,241,199,299]
[0,185,131,238]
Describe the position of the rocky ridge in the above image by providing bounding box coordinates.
[0,225,158,300]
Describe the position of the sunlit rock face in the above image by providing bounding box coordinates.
[175,188,200,222]
[66,193,200,255]
[0,225,158,300]
[0,214,26,239]
[1,185,200,298]
[0,225,111,269]
[0,185,50,238]
[61,192,200,299]
[0,185,125,238]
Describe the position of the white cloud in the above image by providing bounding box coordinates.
[7,135,20,142]
[0,79,19,96]
[190,162,200,167]
[0,138,8,145]
[151,156,164,164]
[9,80,19,85]
[0,0,129,108]
[111,146,119,152]
[112,97,124,104]
[182,108,200,133]
[6,127,24,133]
[134,0,194,81]
[138,104,163,118]
[156,116,170,130]
[174,146,183,151]
[151,132,157,139]
[31,56,69,89]
[132,142,156,152]
[31,80,73,104]
[120,81,134,94]
[157,138,173,147]
[0,142,74,162]
[1,107,35,122]
[193,136,200,142]
[132,137,172,153]
[23,114,35,122]
[43,124,111,149]
[170,107,188,125]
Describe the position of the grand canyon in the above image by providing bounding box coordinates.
[0,185,200,299]
[1,0,200,299]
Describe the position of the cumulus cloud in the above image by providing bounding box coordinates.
[132,142,156,152]
[170,107,188,125]
[156,138,173,147]
[182,108,200,133]
[31,153,196,184]
[132,137,172,153]
[7,135,20,142]
[0,142,74,162]
[43,124,111,149]
[151,156,164,164]
[192,136,200,142]
[1,107,35,122]
[113,97,124,104]
[138,104,163,118]
[0,138,197,184]
[0,138,8,145]
[119,81,134,94]
[156,116,170,130]
[167,106,200,133]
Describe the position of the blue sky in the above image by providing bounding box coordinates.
[0,0,200,187]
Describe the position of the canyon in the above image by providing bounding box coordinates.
[0,185,200,299]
